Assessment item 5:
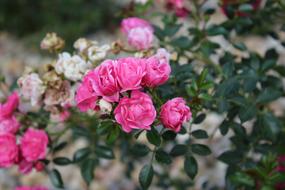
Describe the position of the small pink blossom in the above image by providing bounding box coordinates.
[121,17,154,50]
[160,97,191,132]
[0,92,19,119]
[114,91,156,133]
[116,57,146,92]
[142,48,171,87]
[0,133,18,168]
[91,60,120,102]
[121,17,153,34]
[20,128,49,162]
[75,72,98,112]
[0,116,20,134]
[127,27,153,50]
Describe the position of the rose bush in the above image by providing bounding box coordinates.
[0,0,285,189]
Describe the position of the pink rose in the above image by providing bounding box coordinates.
[20,128,49,162]
[90,60,120,102]
[127,27,153,50]
[121,17,154,50]
[0,116,20,134]
[142,48,171,87]
[75,72,98,112]
[114,91,156,133]
[16,186,48,190]
[116,57,146,92]
[0,133,18,168]
[160,97,191,132]
[121,17,153,34]
[0,92,19,119]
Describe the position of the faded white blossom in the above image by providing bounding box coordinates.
[73,38,89,52]
[55,52,91,81]
[87,44,110,62]
[18,73,46,106]
[40,32,64,51]
[99,99,112,114]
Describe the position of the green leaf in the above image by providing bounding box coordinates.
[49,169,64,188]
[72,126,90,138]
[171,36,193,49]
[238,4,253,12]
[106,127,120,145]
[261,60,276,72]
[219,120,230,135]
[155,149,172,164]
[198,69,208,85]
[218,150,243,164]
[233,42,247,51]
[139,164,154,190]
[238,104,257,123]
[262,112,282,136]
[191,144,211,156]
[230,172,255,187]
[191,129,208,139]
[170,144,188,157]
[95,145,115,159]
[146,128,161,146]
[256,88,282,104]
[207,25,227,36]
[131,144,150,157]
[53,157,72,166]
[80,158,97,185]
[193,113,206,124]
[164,24,182,37]
[53,141,68,152]
[162,130,177,141]
[73,147,91,162]
[184,156,198,179]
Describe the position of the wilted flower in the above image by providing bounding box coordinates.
[18,73,46,106]
[87,44,110,62]
[55,52,91,81]
[44,80,71,106]
[74,38,90,52]
[40,32,64,52]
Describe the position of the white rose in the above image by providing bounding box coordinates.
[55,52,91,81]
[18,73,46,106]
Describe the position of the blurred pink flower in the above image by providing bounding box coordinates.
[0,133,18,168]
[20,128,49,162]
[0,92,19,119]
[0,116,20,134]
[121,17,154,50]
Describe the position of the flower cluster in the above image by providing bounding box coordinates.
[0,93,49,174]
[76,21,191,133]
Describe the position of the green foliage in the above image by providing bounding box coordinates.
[0,0,120,48]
